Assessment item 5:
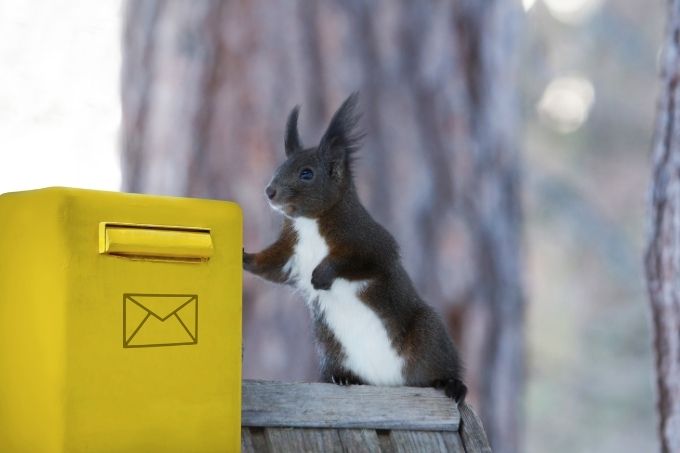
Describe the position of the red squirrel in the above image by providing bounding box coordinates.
[243,93,467,402]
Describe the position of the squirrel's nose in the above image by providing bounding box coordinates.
[265,185,277,200]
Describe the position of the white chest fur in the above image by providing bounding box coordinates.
[285,218,405,386]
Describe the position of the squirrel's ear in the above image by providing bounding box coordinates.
[285,106,303,157]
[319,92,364,165]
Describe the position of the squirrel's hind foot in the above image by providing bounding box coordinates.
[434,378,467,403]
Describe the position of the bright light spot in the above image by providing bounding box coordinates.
[523,0,538,12]
[0,1,122,195]
[543,0,602,24]
[537,76,595,134]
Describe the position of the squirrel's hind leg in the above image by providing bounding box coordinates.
[433,378,468,403]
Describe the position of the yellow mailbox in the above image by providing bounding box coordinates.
[0,187,242,452]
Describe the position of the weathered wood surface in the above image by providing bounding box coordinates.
[459,403,493,453]
[243,427,390,453]
[240,380,490,452]
[390,431,464,453]
[337,429,382,453]
[264,428,343,453]
[241,428,257,453]
[243,427,471,453]
[242,380,460,431]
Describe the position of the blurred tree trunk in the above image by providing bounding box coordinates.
[646,2,680,451]
[122,1,523,451]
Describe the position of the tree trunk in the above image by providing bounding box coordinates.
[122,1,523,451]
[645,1,680,451]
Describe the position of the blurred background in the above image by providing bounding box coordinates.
[0,0,660,452]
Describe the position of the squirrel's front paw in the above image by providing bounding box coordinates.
[311,265,334,290]
[331,374,360,386]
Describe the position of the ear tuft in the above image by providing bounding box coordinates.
[285,106,303,157]
[319,92,365,164]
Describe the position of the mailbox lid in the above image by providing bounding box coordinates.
[99,222,214,261]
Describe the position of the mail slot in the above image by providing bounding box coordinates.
[0,187,242,452]
[100,223,214,261]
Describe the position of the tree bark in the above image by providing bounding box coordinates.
[645,1,680,451]
[122,1,523,451]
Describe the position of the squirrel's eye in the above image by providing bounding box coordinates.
[299,168,314,181]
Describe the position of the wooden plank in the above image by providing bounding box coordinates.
[264,428,343,453]
[377,429,394,453]
[241,428,257,453]
[337,429,382,453]
[242,427,268,453]
[459,403,492,453]
[440,432,466,453]
[389,431,452,453]
[242,380,460,431]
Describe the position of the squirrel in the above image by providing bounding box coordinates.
[243,93,467,403]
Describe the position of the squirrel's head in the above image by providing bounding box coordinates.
[265,93,363,218]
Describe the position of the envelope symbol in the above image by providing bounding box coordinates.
[123,294,198,348]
